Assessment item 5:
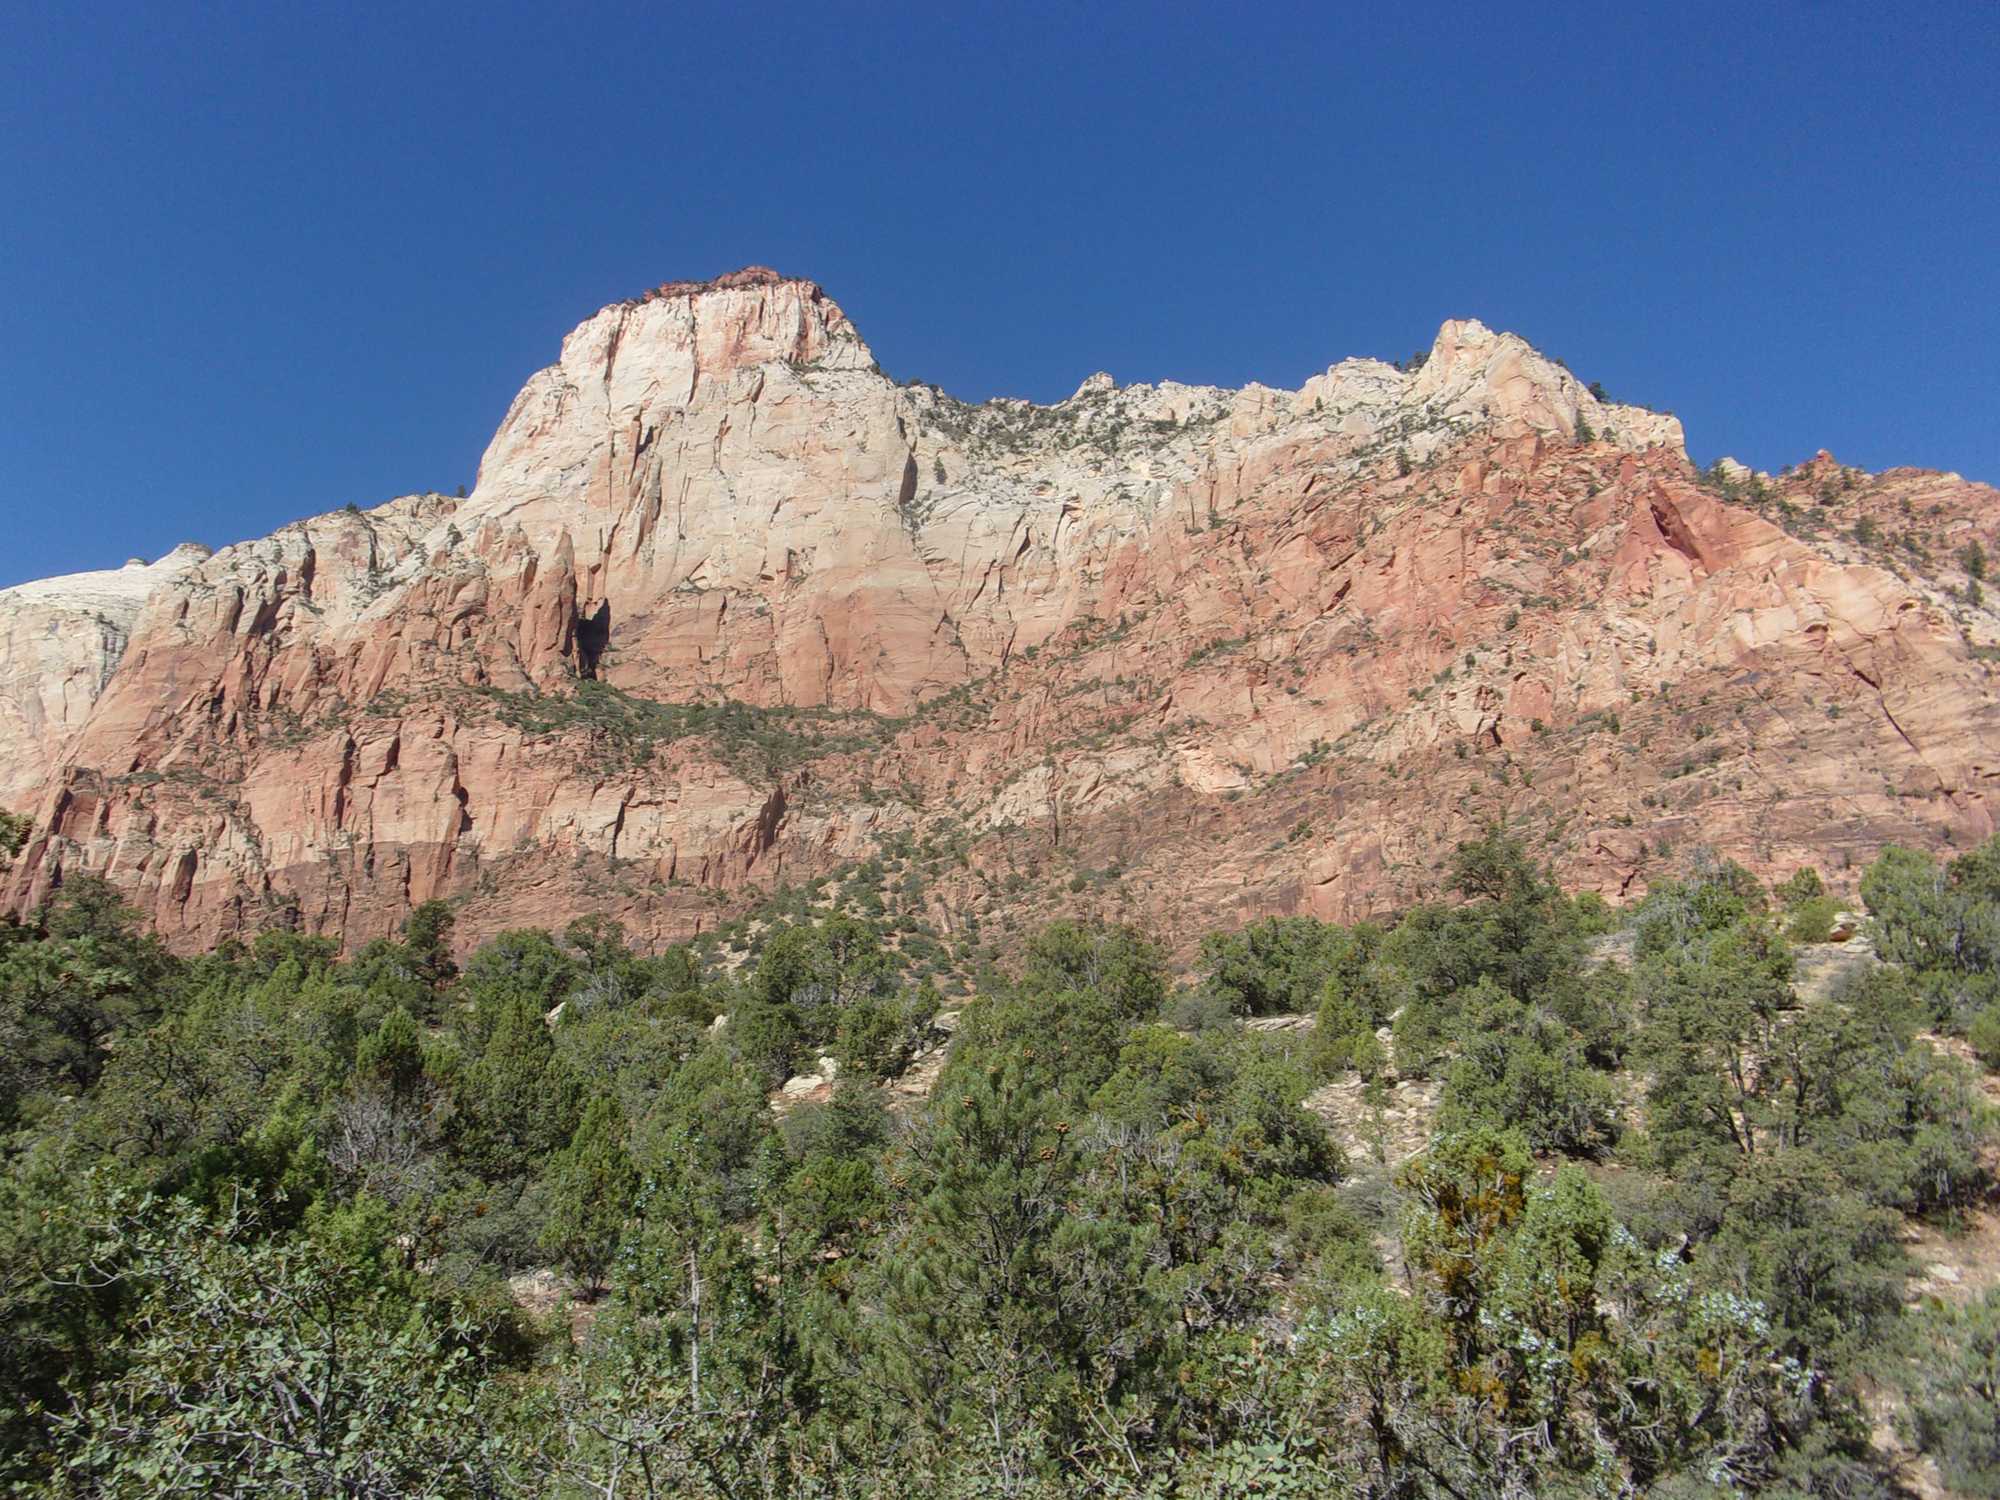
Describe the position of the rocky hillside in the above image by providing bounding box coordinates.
[5,267,1998,956]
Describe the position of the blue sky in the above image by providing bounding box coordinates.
[2,1,1995,587]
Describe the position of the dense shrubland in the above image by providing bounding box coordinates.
[1,830,1998,1497]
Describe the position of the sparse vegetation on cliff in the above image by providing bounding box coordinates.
[475,681,898,782]
[914,379,1231,463]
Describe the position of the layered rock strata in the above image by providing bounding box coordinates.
[5,268,1997,955]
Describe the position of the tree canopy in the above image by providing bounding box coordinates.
[0,834,1994,1496]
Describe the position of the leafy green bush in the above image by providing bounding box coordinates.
[1787,893,1844,943]
[1970,1003,2000,1069]
[1774,864,1827,906]
[450,995,582,1179]
[1435,978,1621,1155]
[1202,914,1386,1020]
[1863,840,2000,977]
[1021,917,1167,1018]
[39,1191,503,1498]
[539,1095,640,1296]
[1897,1290,2000,1495]
[1862,837,2000,1027]
[729,911,932,1084]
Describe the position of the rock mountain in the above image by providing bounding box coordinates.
[5,267,1998,956]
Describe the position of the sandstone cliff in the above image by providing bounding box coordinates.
[0,545,211,806]
[6,268,1997,956]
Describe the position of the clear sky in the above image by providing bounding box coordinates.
[2,1,1995,588]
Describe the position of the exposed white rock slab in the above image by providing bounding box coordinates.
[0,545,210,807]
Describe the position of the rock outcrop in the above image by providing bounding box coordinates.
[6,269,1998,956]
[0,545,211,805]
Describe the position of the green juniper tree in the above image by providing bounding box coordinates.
[451,995,582,1180]
[539,1095,640,1298]
[356,1006,426,1099]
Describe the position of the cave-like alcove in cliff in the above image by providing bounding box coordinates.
[575,601,611,679]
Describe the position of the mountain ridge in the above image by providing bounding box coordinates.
[4,272,1997,957]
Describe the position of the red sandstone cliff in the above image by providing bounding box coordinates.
[5,269,1998,954]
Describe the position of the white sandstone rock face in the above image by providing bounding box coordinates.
[1410,319,1684,452]
[1294,319,1683,459]
[422,283,1693,716]
[0,545,210,807]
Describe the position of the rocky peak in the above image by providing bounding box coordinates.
[548,267,872,396]
[1288,320,1684,467]
[461,271,877,544]
[1409,319,1684,452]
[632,265,796,301]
